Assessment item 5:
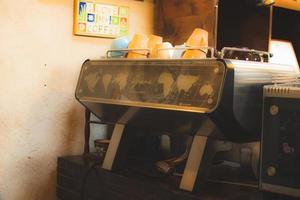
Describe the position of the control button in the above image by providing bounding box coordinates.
[267,166,276,177]
[282,142,295,154]
[270,105,279,115]
[207,98,213,105]
[214,67,220,74]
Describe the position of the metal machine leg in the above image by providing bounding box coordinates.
[102,123,125,170]
[83,109,91,155]
[179,135,208,191]
[179,119,228,192]
[102,107,139,170]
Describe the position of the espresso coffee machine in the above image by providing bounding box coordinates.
[75,57,298,192]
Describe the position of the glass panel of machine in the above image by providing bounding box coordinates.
[76,59,225,113]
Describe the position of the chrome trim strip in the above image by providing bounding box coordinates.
[80,97,209,113]
[261,183,300,198]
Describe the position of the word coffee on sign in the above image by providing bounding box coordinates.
[74,0,129,38]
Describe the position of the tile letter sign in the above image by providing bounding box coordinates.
[74,0,129,38]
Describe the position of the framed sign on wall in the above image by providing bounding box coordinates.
[73,0,129,38]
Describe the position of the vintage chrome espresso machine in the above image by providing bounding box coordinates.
[75,48,298,193]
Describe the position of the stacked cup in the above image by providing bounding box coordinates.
[127,34,149,59]
[109,28,209,60]
[148,34,163,58]
[110,36,129,58]
[182,28,208,59]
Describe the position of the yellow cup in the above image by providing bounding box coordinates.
[182,50,207,59]
[186,28,208,47]
[148,34,163,58]
[182,28,208,59]
[127,34,149,59]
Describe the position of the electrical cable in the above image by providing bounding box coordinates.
[80,162,101,200]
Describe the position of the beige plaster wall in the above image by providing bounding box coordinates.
[0,0,153,199]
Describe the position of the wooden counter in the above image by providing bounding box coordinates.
[57,156,298,200]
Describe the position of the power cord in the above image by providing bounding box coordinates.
[80,162,101,200]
